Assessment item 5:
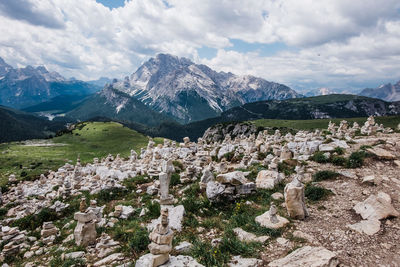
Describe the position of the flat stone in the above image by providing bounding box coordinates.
[94,253,124,267]
[161,255,204,267]
[233,228,269,243]
[65,251,85,260]
[255,211,289,229]
[135,253,169,267]
[228,256,262,267]
[74,211,97,223]
[268,246,339,267]
[147,205,185,232]
[367,147,396,160]
[348,219,381,235]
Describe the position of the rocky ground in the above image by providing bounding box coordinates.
[0,117,399,267]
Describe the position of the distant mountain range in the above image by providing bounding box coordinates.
[0,57,101,109]
[359,80,400,102]
[107,53,300,123]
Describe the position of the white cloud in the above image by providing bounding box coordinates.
[0,0,399,90]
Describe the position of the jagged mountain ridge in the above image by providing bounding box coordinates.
[359,80,400,102]
[110,53,300,123]
[0,57,101,109]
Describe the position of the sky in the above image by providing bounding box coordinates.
[0,0,400,92]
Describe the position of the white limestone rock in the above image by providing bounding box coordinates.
[228,256,262,267]
[268,246,338,267]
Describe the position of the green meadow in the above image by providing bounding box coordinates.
[0,122,162,187]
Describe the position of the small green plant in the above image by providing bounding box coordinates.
[170,173,181,186]
[333,147,345,155]
[310,152,329,163]
[346,151,367,168]
[312,170,340,182]
[305,185,332,201]
[145,200,161,219]
[330,155,347,166]
[278,160,296,176]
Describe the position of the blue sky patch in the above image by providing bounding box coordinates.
[96,0,126,9]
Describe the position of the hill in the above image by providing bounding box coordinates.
[0,105,65,143]
[0,121,160,187]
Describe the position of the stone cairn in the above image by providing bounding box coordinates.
[73,197,97,246]
[284,168,309,220]
[136,208,174,267]
[159,160,175,205]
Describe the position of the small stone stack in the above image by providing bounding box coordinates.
[74,198,97,246]
[41,222,59,245]
[0,226,27,260]
[136,208,174,267]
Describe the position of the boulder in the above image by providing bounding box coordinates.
[367,147,396,160]
[347,219,381,236]
[353,192,399,221]
[255,210,289,229]
[256,170,283,190]
[206,181,226,200]
[161,255,204,266]
[268,246,338,267]
[147,205,185,232]
[216,171,248,185]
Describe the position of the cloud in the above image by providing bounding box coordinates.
[0,0,399,90]
[0,0,65,29]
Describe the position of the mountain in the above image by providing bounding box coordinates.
[0,57,101,109]
[128,94,400,141]
[359,80,400,101]
[304,87,337,97]
[0,105,66,143]
[66,85,174,127]
[87,77,113,87]
[110,53,300,123]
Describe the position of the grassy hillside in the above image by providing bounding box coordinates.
[0,105,66,143]
[0,122,162,187]
[252,116,400,130]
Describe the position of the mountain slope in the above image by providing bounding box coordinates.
[66,85,174,127]
[111,53,300,123]
[0,57,101,109]
[359,80,400,101]
[0,105,65,143]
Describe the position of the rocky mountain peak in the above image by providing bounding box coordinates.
[112,53,300,123]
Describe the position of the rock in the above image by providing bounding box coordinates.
[268,246,339,267]
[255,210,289,229]
[233,228,269,243]
[216,171,248,185]
[206,181,226,200]
[362,175,379,185]
[276,237,289,246]
[161,255,204,266]
[175,241,193,253]
[74,211,97,223]
[94,253,124,267]
[119,205,135,219]
[228,255,262,267]
[23,251,34,259]
[367,147,396,160]
[65,251,85,260]
[284,178,308,220]
[256,170,283,190]
[136,253,169,267]
[148,205,185,233]
[348,219,381,235]
[292,230,315,243]
[271,192,284,200]
[319,144,336,152]
[353,192,399,220]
